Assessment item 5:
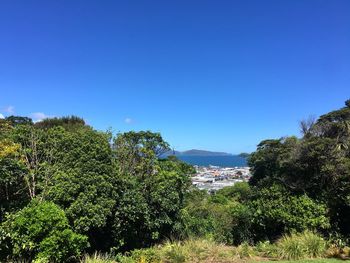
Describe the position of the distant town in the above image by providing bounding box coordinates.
[191,165,251,193]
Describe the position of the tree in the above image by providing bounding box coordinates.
[0,200,88,262]
[5,116,33,127]
[111,132,191,251]
[0,138,28,222]
[113,131,170,177]
[45,127,116,240]
[180,188,236,243]
[35,116,86,130]
[216,182,252,202]
[248,137,298,186]
[300,116,316,137]
[249,101,350,236]
[249,185,330,241]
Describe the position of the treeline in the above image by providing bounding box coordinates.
[179,99,350,257]
[0,117,194,262]
[0,100,350,262]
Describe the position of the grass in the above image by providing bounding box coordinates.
[81,232,348,263]
[81,252,116,263]
[262,259,344,263]
[277,231,327,260]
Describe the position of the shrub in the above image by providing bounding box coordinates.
[179,189,234,242]
[302,230,327,257]
[0,200,88,262]
[249,185,330,241]
[255,241,278,258]
[278,233,305,260]
[229,203,253,245]
[216,182,252,202]
[161,239,235,262]
[277,231,326,260]
[127,247,161,263]
[81,252,116,263]
[161,241,186,263]
[234,242,256,259]
[117,239,236,263]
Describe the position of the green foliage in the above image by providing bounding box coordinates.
[0,200,88,262]
[248,136,299,186]
[0,138,28,221]
[5,116,33,126]
[229,202,254,245]
[181,183,328,245]
[235,242,256,258]
[277,231,326,260]
[1,100,350,260]
[81,252,116,263]
[255,241,279,258]
[34,115,86,130]
[249,185,330,241]
[46,127,116,235]
[249,99,350,236]
[180,189,230,241]
[111,156,192,250]
[216,182,252,202]
[82,236,334,263]
[1,123,194,256]
[154,239,235,263]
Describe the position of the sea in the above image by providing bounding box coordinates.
[176,155,247,167]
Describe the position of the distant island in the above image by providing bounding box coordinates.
[163,149,233,157]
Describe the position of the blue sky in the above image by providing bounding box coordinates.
[0,0,349,153]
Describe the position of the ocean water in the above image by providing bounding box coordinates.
[176,155,247,167]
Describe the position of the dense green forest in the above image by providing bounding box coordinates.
[0,100,350,262]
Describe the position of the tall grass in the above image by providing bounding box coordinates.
[277,231,326,260]
[81,252,116,263]
[80,232,330,262]
[160,238,236,263]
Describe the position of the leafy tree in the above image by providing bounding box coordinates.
[10,124,53,200]
[248,137,299,186]
[0,138,28,222]
[249,99,350,236]
[0,119,31,221]
[111,132,191,251]
[180,188,239,244]
[5,116,33,126]
[35,116,86,130]
[216,182,253,202]
[0,200,88,262]
[229,202,254,245]
[45,127,116,241]
[113,131,170,177]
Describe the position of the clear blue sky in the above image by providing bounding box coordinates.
[0,0,349,153]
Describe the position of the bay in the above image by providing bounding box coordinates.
[176,155,247,167]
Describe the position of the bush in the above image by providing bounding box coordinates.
[126,247,162,263]
[179,189,233,241]
[255,241,278,258]
[229,203,253,245]
[160,239,235,263]
[249,185,330,241]
[302,231,327,257]
[115,239,237,263]
[216,182,252,202]
[277,231,326,260]
[0,200,88,262]
[234,242,256,258]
